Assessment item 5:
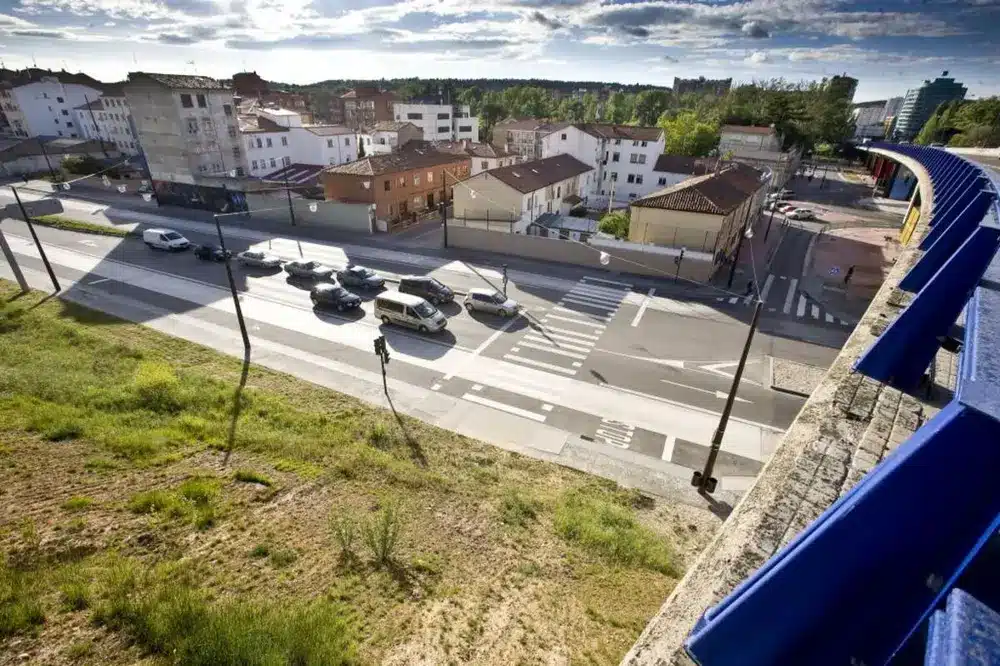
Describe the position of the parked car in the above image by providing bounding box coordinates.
[310,283,362,312]
[778,188,795,198]
[337,265,385,289]
[398,275,453,305]
[284,260,334,280]
[787,208,816,220]
[464,288,520,317]
[142,228,190,251]
[778,204,797,214]
[236,250,282,269]
[766,201,781,212]
[137,183,153,195]
[193,244,231,261]
[374,292,446,333]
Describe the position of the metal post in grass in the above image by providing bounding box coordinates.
[0,225,29,292]
[11,186,60,292]
[374,335,390,395]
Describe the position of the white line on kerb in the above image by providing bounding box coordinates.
[630,287,655,327]
[661,435,677,461]
[88,277,111,285]
[796,294,807,318]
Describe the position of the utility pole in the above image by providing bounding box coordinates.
[213,213,251,357]
[12,187,60,292]
[373,335,390,394]
[502,263,509,297]
[37,139,57,182]
[284,170,296,226]
[674,247,686,282]
[441,168,448,248]
[692,300,763,493]
[764,197,777,242]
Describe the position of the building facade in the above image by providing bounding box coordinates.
[404,139,519,176]
[894,72,967,141]
[73,88,140,156]
[357,121,423,155]
[491,119,567,161]
[540,123,665,206]
[240,106,356,178]
[341,87,396,129]
[392,102,478,142]
[853,98,905,140]
[0,69,104,139]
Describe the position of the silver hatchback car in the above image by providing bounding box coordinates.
[464,288,520,317]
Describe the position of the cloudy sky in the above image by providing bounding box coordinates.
[1,0,999,101]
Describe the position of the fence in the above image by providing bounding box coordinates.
[448,215,518,234]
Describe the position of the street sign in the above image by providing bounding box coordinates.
[829,266,841,276]
[2,198,64,221]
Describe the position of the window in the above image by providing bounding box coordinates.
[407,113,423,120]
[459,125,472,133]
[180,93,193,108]
[266,137,272,148]
[557,186,561,197]
[186,118,198,134]
[614,139,621,145]
[236,167,245,177]
[270,158,276,168]
[256,137,262,148]
[604,172,608,180]
[632,140,639,146]
[612,152,620,162]
[196,94,207,108]
[636,175,643,185]
[611,172,618,181]
[437,126,449,134]
[561,133,568,141]
[54,119,59,125]
[327,139,334,148]
[398,176,405,187]
[413,174,421,186]
[627,174,635,184]
[413,196,421,206]
[638,154,646,165]
[344,137,350,145]
[641,141,647,147]
[66,121,73,128]
[281,136,288,146]
[481,160,488,170]
[384,180,391,191]
[227,126,237,138]
[427,172,433,183]
[657,176,667,186]
[56,96,64,103]
[629,153,637,163]
[61,109,68,116]
[231,146,241,159]
[223,104,232,116]
[437,113,450,120]
[283,156,291,166]
[43,92,49,98]
[252,160,258,169]
[70,133,77,138]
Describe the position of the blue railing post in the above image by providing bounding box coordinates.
[921,176,990,250]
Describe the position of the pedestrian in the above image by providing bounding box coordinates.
[745,279,754,296]
[844,265,856,286]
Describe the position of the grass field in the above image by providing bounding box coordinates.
[0,281,720,665]
[30,215,134,238]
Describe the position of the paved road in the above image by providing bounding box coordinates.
[0,188,849,497]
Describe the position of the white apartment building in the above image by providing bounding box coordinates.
[853,97,904,140]
[125,72,245,184]
[73,90,140,156]
[392,102,479,142]
[357,121,423,155]
[242,107,357,177]
[0,70,104,139]
[541,123,665,207]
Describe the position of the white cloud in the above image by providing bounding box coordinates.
[745,50,768,64]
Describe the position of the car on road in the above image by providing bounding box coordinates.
[337,265,385,289]
[766,201,782,212]
[375,292,447,333]
[778,203,797,214]
[398,275,454,305]
[778,188,795,198]
[464,288,520,317]
[284,260,334,280]
[143,228,190,251]
[310,283,362,312]
[786,208,816,221]
[193,244,231,261]
[236,250,282,269]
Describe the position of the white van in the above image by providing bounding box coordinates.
[375,292,447,333]
[142,228,190,251]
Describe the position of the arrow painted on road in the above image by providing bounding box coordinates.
[660,378,752,404]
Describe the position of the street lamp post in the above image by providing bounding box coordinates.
[11,186,60,292]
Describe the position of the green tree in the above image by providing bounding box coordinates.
[658,111,720,157]
[582,92,599,122]
[61,155,104,175]
[915,114,942,145]
[557,97,586,122]
[633,90,671,126]
[605,92,635,124]
[598,211,630,239]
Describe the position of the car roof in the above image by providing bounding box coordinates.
[468,287,500,295]
[145,228,172,234]
[377,291,426,306]
[313,282,339,291]
[400,275,431,281]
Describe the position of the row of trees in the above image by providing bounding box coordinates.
[455,78,855,157]
[915,97,1000,148]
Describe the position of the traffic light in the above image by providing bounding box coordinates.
[373,335,390,364]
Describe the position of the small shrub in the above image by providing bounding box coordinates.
[132,361,182,413]
[178,477,220,506]
[0,563,45,637]
[65,639,95,661]
[128,489,189,518]
[194,506,218,531]
[268,547,298,568]
[44,421,83,442]
[330,512,358,557]
[249,543,271,559]
[234,469,272,486]
[366,423,393,449]
[500,489,541,527]
[60,580,90,611]
[363,503,403,568]
[62,496,94,512]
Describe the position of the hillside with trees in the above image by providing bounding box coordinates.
[915,97,1000,147]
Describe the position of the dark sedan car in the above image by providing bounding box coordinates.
[194,244,231,261]
[310,283,362,312]
[284,260,334,280]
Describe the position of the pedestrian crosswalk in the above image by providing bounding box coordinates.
[716,274,855,327]
[503,275,631,377]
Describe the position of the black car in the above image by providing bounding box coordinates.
[310,283,362,312]
[398,275,453,305]
[194,244,231,261]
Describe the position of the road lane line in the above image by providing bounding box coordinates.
[528,330,596,346]
[728,297,739,304]
[825,313,834,323]
[443,304,522,380]
[461,393,547,422]
[541,404,553,412]
[542,326,601,341]
[503,354,577,375]
[782,278,798,314]
[523,335,592,353]
[796,294,807,318]
[571,284,628,300]
[582,276,632,288]
[661,435,676,461]
[88,277,111,285]
[517,341,588,360]
[554,306,611,321]
[811,305,820,319]
[759,274,775,302]
[630,287,655,328]
[561,296,618,312]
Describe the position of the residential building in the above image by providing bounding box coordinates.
[403,139,518,176]
[651,154,716,187]
[628,163,768,260]
[124,72,246,210]
[0,137,120,177]
[673,77,732,97]
[321,149,470,228]
[232,72,312,123]
[491,119,568,160]
[357,121,423,155]
[341,87,396,129]
[299,124,357,166]
[73,88,140,156]
[0,68,104,139]
[894,71,967,141]
[826,74,858,103]
[540,123,666,206]
[451,154,593,233]
[530,212,599,242]
[853,98,905,140]
[240,105,356,178]
[718,124,799,186]
[241,113,293,178]
[392,102,478,142]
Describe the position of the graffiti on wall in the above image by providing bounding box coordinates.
[153,180,248,214]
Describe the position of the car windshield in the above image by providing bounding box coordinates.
[354,267,372,277]
[163,232,182,240]
[490,292,507,304]
[332,287,349,298]
[429,278,446,290]
[413,301,436,318]
[245,251,261,259]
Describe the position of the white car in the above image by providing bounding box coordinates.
[464,288,520,317]
[237,250,282,269]
[787,208,816,220]
[778,203,797,214]
[142,228,190,251]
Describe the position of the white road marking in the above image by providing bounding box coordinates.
[661,435,677,461]
[825,313,834,323]
[542,326,601,341]
[570,285,627,302]
[779,275,787,280]
[811,305,820,319]
[523,334,592,353]
[78,239,97,247]
[840,319,850,326]
[728,297,739,304]
[575,281,629,297]
[503,354,577,375]
[572,361,582,367]
[760,274,775,302]
[782,278,799,314]
[592,349,685,368]
[583,276,632,288]
[630,287,655,328]
[444,305,522,380]
[561,296,618,312]
[88,277,111,285]
[661,378,753,404]
[461,393,547,422]
[511,347,521,353]
[471,384,483,392]
[431,383,441,391]
[568,290,623,307]
[541,404,554,412]
[595,418,635,449]
[554,306,611,321]
[544,313,606,329]
[796,294,807,318]
[517,341,588,360]
[768,307,776,312]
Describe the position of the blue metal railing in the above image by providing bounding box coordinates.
[684,145,1000,666]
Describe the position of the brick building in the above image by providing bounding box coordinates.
[321,148,470,228]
